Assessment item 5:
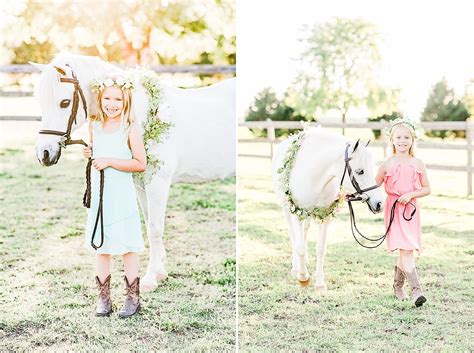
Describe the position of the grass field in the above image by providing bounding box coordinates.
[238,139,474,351]
[0,137,236,351]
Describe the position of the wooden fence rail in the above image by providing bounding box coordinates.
[0,64,235,97]
[239,119,474,196]
[0,64,236,74]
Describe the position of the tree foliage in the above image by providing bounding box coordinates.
[421,78,470,138]
[1,0,235,66]
[290,18,385,125]
[245,87,307,137]
[369,111,404,139]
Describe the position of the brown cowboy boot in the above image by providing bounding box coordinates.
[404,268,427,307]
[95,274,112,316]
[118,276,141,318]
[393,265,408,300]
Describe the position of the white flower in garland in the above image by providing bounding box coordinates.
[104,78,114,87]
[90,75,135,93]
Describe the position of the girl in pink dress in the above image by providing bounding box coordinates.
[375,119,431,307]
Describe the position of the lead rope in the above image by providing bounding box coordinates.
[83,158,105,250]
[347,199,416,249]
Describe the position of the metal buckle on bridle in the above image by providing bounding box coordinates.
[58,135,68,149]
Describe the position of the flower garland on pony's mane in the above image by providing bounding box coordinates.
[277,131,344,222]
[132,69,172,184]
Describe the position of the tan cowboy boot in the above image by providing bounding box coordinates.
[404,268,427,307]
[393,265,408,300]
[118,276,141,318]
[95,274,112,316]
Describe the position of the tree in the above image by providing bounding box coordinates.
[291,18,382,134]
[245,87,306,137]
[0,0,235,66]
[421,78,470,138]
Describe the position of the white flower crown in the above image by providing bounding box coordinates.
[90,75,135,93]
[383,118,423,139]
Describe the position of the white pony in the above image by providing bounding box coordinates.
[32,53,235,292]
[272,128,383,293]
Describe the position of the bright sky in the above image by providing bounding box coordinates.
[237,0,474,121]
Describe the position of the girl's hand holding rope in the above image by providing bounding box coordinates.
[398,192,414,204]
[92,158,110,171]
[82,145,92,159]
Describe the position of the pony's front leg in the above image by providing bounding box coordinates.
[303,218,310,266]
[141,176,172,292]
[290,213,310,283]
[283,207,298,276]
[315,221,330,294]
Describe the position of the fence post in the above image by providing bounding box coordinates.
[467,118,473,196]
[267,118,275,159]
[381,119,388,159]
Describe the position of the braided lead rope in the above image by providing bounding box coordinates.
[348,200,416,249]
[83,158,105,250]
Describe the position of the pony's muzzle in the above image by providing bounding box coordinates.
[36,145,61,166]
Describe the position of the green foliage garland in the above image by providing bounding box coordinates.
[277,131,343,222]
[133,72,172,184]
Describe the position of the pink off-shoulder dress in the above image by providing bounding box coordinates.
[384,161,423,253]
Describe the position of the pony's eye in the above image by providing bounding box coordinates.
[355,169,364,175]
[60,99,71,108]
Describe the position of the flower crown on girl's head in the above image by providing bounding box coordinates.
[384,118,423,139]
[90,75,134,93]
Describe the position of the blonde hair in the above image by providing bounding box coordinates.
[90,84,134,133]
[390,123,416,156]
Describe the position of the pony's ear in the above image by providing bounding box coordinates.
[29,62,47,72]
[365,139,371,147]
[352,139,360,153]
[53,66,66,76]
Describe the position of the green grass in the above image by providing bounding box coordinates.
[0,142,236,351]
[238,150,474,351]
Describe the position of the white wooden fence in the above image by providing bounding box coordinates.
[239,119,474,196]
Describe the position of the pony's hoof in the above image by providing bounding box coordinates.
[156,271,168,282]
[315,284,327,294]
[298,277,311,287]
[140,279,157,293]
[297,272,310,283]
[140,274,158,292]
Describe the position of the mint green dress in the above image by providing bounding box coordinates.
[84,121,144,255]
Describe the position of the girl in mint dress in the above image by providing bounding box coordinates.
[82,77,146,318]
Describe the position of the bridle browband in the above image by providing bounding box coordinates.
[340,143,416,249]
[38,64,104,250]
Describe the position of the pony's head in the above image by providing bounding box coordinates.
[341,139,384,214]
[31,61,89,166]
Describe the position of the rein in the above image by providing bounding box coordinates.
[38,64,105,250]
[340,143,416,248]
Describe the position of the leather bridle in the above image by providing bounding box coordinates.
[340,143,379,202]
[340,143,416,249]
[38,64,88,148]
[38,64,105,250]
